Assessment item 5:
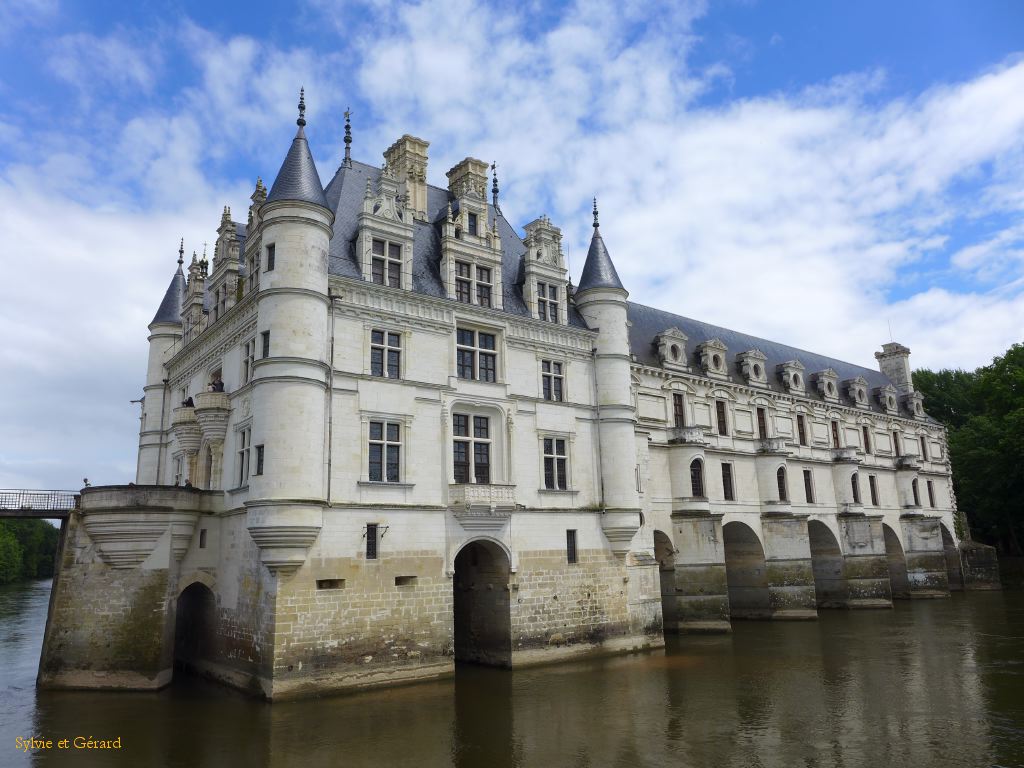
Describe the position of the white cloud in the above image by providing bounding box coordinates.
[47,30,161,101]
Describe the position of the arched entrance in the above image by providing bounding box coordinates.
[723,521,770,619]
[941,523,964,591]
[808,520,848,608]
[883,524,910,599]
[653,530,677,632]
[174,582,217,675]
[453,540,512,667]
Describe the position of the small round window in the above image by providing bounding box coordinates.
[856,389,865,403]
[753,364,762,378]
[792,373,801,387]
[826,381,835,395]
[887,395,895,408]
[670,344,680,361]
[915,402,922,414]
[712,354,722,369]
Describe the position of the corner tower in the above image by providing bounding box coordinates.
[246,89,335,576]
[137,241,186,484]
[573,201,641,552]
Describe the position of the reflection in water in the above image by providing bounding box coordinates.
[1,580,1023,768]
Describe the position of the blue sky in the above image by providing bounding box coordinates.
[1,0,1023,489]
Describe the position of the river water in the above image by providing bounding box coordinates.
[1,579,1022,768]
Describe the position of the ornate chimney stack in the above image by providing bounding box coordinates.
[383,135,430,221]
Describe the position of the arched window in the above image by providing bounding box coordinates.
[777,467,788,502]
[911,478,921,506]
[690,459,705,498]
[851,473,861,504]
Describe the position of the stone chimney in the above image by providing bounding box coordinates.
[875,342,913,394]
[383,135,430,221]
[446,157,488,201]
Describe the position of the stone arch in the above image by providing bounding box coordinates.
[940,523,964,591]
[883,523,910,599]
[808,520,848,608]
[723,521,770,619]
[453,538,512,667]
[447,534,516,575]
[653,529,677,632]
[176,570,215,596]
[174,581,217,677]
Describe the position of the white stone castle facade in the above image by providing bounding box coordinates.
[37,94,994,699]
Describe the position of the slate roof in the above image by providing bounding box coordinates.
[266,126,329,209]
[577,226,624,292]
[626,302,901,413]
[151,266,186,325]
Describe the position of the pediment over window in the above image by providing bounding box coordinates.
[696,338,729,378]
[777,360,806,393]
[737,349,768,387]
[655,327,689,371]
[813,368,840,402]
[874,383,899,415]
[844,376,870,409]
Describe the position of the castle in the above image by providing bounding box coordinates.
[37,92,999,699]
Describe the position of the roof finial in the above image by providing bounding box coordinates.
[491,161,499,209]
[343,107,352,168]
[178,238,184,266]
[592,197,599,229]
[297,87,306,128]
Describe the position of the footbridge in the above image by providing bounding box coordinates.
[0,490,79,518]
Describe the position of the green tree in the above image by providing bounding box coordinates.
[0,526,22,584]
[915,343,1024,555]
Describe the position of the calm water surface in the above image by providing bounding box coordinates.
[1,579,1023,767]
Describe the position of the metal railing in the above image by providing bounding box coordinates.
[0,490,79,512]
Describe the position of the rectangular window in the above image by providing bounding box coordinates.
[920,436,928,461]
[368,421,401,482]
[777,469,788,502]
[566,529,578,565]
[455,261,472,303]
[453,413,491,484]
[247,253,260,293]
[370,330,401,378]
[716,400,728,436]
[199,529,207,549]
[852,474,861,504]
[317,578,346,590]
[476,266,492,308]
[537,281,559,323]
[863,426,872,454]
[803,469,814,503]
[673,393,685,428]
[254,444,264,476]
[173,456,183,486]
[721,463,734,501]
[541,360,564,402]
[261,330,270,359]
[831,420,841,449]
[366,523,378,560]
[371,239,402,288]
[213,288,221,321]
[543,438,568,490]
[756,407,768,440]
[456,328,497,382]
[797,414,808,446]
[266,243,275,271]
[869,475,879,506]
[927,480,935,508]
[237,427,251,487]
[892,431,901,457]
[242,339,256,384]
[468,212,478,236]
[912,479,921,506]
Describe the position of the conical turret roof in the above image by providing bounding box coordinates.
[577,200,624,292]
[150,264,186,326]
[266,89,328,209]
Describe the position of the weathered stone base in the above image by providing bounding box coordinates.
[510,632,664,668]
[961,541,1001,590]
[670,562,730,634]
[267,660,454,701]
[901,516,951,598]
[38,668,173,692]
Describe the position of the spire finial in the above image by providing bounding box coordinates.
[297,87,306,127]
[343,106,352,168]
[491,161,499,209]
[592,197,599,229]
[178,238,184,266]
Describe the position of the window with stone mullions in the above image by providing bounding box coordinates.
[476,266,492,308]
[456,329,497,382]
[368,421,401,482]
[537,281,559,323]
[242,339,256,384]
[455,261,472,303]
[541,360,563,401]
[247,253,260,293]
[237,428,251,487]
[370,330,401,378]
[371,239,402,288]
[452,414,490,484]
[543,438,568,490]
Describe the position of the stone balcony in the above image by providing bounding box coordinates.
[758,437,790,455]
[449,483,516,532]
[193,392,231,444]
[170,406,201,454]
[839,502,865,516]
[671,496,711,516]
[761,500,794,516]
[831,447,861,463]
[668,426,708,445]
[896,454,921,470]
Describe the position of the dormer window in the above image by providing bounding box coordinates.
[844,376,869,408]
[372,239,402,288]
[455,261,492,307]
[698,339,729,379]
[738,350,768,387]
[537,281,559,322]
[814,369,840,402]
[476,267,492,307]
[468,212,478,236]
